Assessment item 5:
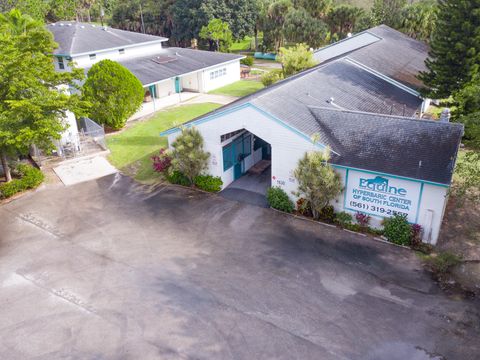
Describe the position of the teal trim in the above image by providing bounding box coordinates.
[247,103,329,151]
[160,103,331,152]
[343,168,349,210]
[415,182,424,224]
[331,163,450,188]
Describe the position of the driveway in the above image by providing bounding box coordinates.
[0,174,478,360]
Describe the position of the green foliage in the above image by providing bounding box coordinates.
[419,0,480,98]
[267,187,295,213]
[293,149,343,220]
[169,0,258,46]
[0,9,85,181]
[296,197,312,216]
[82,60,144,130]
[260,0,292,52]
[194,174,223,192]
[335,211,353,227]
[326,4,365,38]
[279,43,317,77]
[399,0,437,42]
[171,127,210,184]
[261,69,284,86]
[199,18,233,52]
[452,150,480,203]
[0,163,44,199]
[426,251,462,274]
[166,170,191,186]
[382,214,412,246]
[318,204,335,223]
[371,0,407,28]
[283,7,328,48]
[241,56,254,66]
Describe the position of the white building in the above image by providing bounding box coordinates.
[47,22,243,101]
[161,27,463,245]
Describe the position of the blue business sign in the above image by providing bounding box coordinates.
[345,170,422,223]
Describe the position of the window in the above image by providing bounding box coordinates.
[210,67,227,80]
[58,57,65,70]
[118,49,125,55]
[89,54,96,60]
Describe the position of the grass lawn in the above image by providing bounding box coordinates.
[106,103,221,183]
[209,80,264,97]
[230,36,254,52]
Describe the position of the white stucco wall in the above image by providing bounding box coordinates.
[167,104,317,194]
[201,61,241,92]
[155,79,176,98]
[67,41,164,68]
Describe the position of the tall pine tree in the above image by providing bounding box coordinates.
[419,0,480,98]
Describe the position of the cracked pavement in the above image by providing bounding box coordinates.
[0,174,479,359]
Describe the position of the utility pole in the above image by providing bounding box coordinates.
[140,3,146,34]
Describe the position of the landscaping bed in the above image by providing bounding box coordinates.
[0,163,44,200]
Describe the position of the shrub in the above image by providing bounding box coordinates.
[171,127,210,184]
[383,214,412,246]
[296,198,312,217]
[194,175,223,192]
[411,223,423,247]
[318,205,335,223]
[335,211,353,227]
[152,148,172,173]
[427,252,462,274]
[241,56,254,66]
[0,164,44,199]
[261,69,283,86]
[166,170,191,186]
[267,187,294,213]
[355,212,371,229]
[82,59,144,130]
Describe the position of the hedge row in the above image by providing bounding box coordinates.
[0,164,44,199]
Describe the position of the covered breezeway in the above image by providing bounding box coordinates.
[220,130,272,207]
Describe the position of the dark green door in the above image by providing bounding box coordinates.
[234,163,242,180]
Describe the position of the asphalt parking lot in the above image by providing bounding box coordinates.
[0,174,479,360]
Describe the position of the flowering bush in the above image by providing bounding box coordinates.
[355,212,371,228]
[411,223,423,246]
[152,148,172,173]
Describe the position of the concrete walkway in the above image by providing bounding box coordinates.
[221,167,271,207]
[129,92,199,121]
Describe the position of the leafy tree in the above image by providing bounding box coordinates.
[327,5,365,39]
[283,7,328,48]
[294,0,332,19]
[279,43,316,77]
[170,127,210,184]
[371,0,407,28]
[452,150,480,203]
[261,69,284,86]
[419,0,480,98]
[261,0,292,52]
[82,59,144,130]
[0,0,50,20]
[399,0,437,42]
[199,18,232,52]
[0,9,85,182]
[293,149,343,220]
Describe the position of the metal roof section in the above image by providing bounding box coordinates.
[48,21,168,56]
[313,31,382,63]
[114,48,243,86]
[314,25,429,91]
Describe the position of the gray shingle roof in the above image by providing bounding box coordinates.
[47,21,167,55]
[309,107,463,185]
[169,59,461,184]
[314,25,429,90]
[115,48,243,85]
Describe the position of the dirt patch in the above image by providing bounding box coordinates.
[437,196,480,261]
